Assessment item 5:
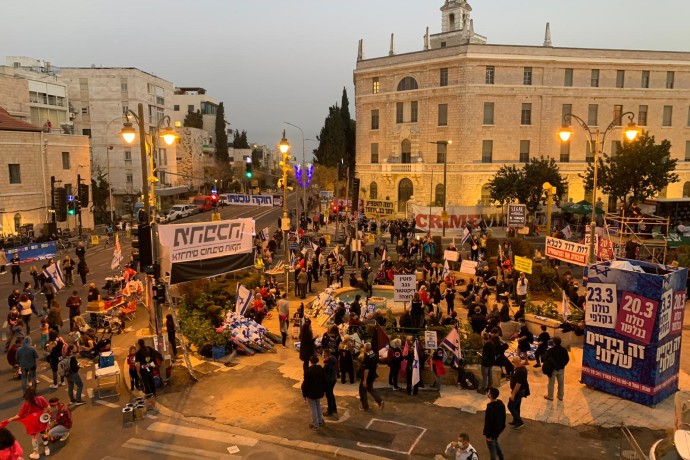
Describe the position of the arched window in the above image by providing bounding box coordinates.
[449,13,456,30]
[398,178,414,212]
[13,213,21,233]
[401,139,411,164]
[397,77,418,92]
[370,182,378,200]
[435,184,445,206]
[683,182,690,197]
[480,184,492,206]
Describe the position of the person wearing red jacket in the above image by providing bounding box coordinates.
[1,388,51,459]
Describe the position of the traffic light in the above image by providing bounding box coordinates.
[54,187,67,222]
[332,204,338,214]
[78,184,89,207]
[67,195,76,215]
[152,283,166,303]
[210,189,218,207]
[74,196,82,215]
[131,224,153,267]
[245,158,253,178]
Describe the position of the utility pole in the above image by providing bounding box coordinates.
[50,176,57,235]
[76,174,83,237]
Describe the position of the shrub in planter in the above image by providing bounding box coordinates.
[526,264,558,293]
[486,237,500,258]
[508,237,535,258]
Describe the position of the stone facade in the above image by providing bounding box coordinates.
[354,2,690,216]
[0,131,92,236]
[175,126,215,189]
[171,88,221,136]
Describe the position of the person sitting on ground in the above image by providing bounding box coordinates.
[442,311,458,327]
[44,398,72,442]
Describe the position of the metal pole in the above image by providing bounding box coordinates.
[429,169,434,234]
[335,162,341,243]
[137,103,151,227]
[283,161,290,299]
[50,176,56,233]
[106,147,114,225]
[284,122,306,216]
[546,193,552,238]
[589,129,600,265]
[77,174,83,237]
[443,143,448,237]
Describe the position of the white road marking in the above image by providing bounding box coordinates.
[147,422,258,447]
[356,418,427,455]
[96,400,119,409]
[86,371,93,380]
[39,374,52,383]
[122,438,241,459]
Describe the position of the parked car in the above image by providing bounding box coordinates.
[184,205,199,216]
[168,204,189,220]
[650,430,690,460]
[155,209,173,224]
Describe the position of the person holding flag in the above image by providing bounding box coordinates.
[111,234,123,270]
[406,338,423,395]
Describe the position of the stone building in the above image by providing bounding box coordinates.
[354,0,690,218]
[0,107,92,237]
[174,126,215,191]
[171,87,222,135]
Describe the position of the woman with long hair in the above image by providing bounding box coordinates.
[0,427,23,460]
[298,319,314,374]
[1,387,51,459]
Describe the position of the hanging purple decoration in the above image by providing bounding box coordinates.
[294,163,314,189]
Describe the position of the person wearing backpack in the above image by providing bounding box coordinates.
[46,331,66,389]
[63,345,84,406]
[45,397,72,441]
[483,387,506,460]
[516,318,532,365]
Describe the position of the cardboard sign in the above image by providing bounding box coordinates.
[545,236,588,266]
[394,274,416,302]
[507,204,527,227]
[424,331,438,350]
[444,250,459,262]
[585,283,617,329]
[363,199,395,219]
[513,256,533,274]
[459,260,478,275]
[351,239,362,252]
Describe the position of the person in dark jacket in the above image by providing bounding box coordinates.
[323,349,338,415]
[16,337,38,391]
[298,320,315,374]
[544,336,570,401]
[338,335,355,384]
[483,387,506,460]
[301,355,325,430]
[508,356,530,429]
[533,325,550,368]
[387,339,404,391]
[498,299,511,323]
[359,342,384,411]
[478,332,495,393]
[470,307,487,334]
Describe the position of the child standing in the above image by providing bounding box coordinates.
[40,319,49,351]
[127,346,140,391]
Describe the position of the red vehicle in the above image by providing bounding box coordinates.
[192,196,213,212]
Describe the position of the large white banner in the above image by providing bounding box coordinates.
[225,194,274,207]
[158,218,254,274]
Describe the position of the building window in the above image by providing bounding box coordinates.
[480,184,492,206]
[372,77,380,94]
[638,105,648,126]
[667,71,675,89]
[440,42,446,48]
[435,184,445,206]
[371,110,379,130]
[523,67,533,85]
[396,102,404,124]
[685,141,690,161]
[126,174,133,184]
[663,105,673,126]
[482,140,493,163]
[81,107,89,114]
[13,214,21,232]
[560,142,570,163]
[82,129,91,138]
[397,77,418,91]
[641,71,650,88]
[485,66,495,85]
[440,68,448,87]
[521,103,532,125]
[684,182,690,197]
[61,152,70,170]
[562,104,572,121]
[8,164,20,184]
[586,140,596,162]
[616,70,625,88]
[588,104,598,126]
[436,142,447,164]
[187,105,194,113]
[564,68,573,87]
[124,150,132,161]
[398,178,414,212]
[371,143,379,163]
[411,101,418,123]
[438,104,448,126]
[613,105,623,125]
[519,140,530,163]
[370,182,378,199]
[173,105,180,111]
[122,105,129,116]
[483,102,494,125]
[401,139,411,164]
[591,69,600,87]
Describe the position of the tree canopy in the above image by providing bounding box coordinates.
[183,109,203,129]
[315,88,356,173]
[232,129,250,149]
[91,169,111,224]
[214,102,228,163]
[487,156,566,215]
[580,131,678,210]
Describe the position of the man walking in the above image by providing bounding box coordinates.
[483,387,506,460]
[66,291,82,330]
[16,337,38,391]
[544,336,570,401]
[301,355,325,430]
[359,342,384,411]
[64,345,85,405]
[508,356,529,429]
[478,332,495,394]
[323,349,338,416]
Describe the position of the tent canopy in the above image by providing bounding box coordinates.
[561,200,604,215]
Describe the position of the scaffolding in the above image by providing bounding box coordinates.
[603,212,670,264]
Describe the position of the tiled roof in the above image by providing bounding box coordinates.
[0,106,43,132]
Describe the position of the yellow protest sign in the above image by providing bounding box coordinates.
[363,199,395,219]
[91,235,99,245]
[514,255,533,274]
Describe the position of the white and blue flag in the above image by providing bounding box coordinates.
[412,339,421,387]
[442,326,462,366]
[235,283,253,316]
[44,262,65,292]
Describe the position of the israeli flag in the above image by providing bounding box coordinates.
[289,251,296,267]
[562,289,571,321]
[442,260,449,279]
[442,326,462,367]
[311,241,318,252]
[44,262,65,292]
[460,227,470,246]
[412,339,421,387]
[235,283,253,316]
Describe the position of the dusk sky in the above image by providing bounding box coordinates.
[2,0,689,151]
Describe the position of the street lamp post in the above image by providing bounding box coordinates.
[430,140,452,236]
[542,182,557,236]
[284,122,306,217]
[278,131,292,298]
[558,112,639,264]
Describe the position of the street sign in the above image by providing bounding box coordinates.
[394,274,415,302]
[212,213,221,222]
[211,188,217,195]
[507,204,527,227]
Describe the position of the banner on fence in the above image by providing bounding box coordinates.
[363,199,395,219]
[224,194,274,207]
[410,204,484,231]
[4,241,57,264]
[545,236,588,266]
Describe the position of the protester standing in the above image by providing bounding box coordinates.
[46,331,66,388]
[534,325,550,368]
[323,349,338,416]
[301,355,325,431]
[15,337,38,391]
[483,387,506,460]
[2,387,51,459]
[77,259,88,287]
[277,294,289,348]
[9,254,21,285]
[66,291,82,330]
[508,356,529,429]
[338,335,355,384]
[359,343,384,411]
[298,320,315,374]
[478,332,495,394]
[387,339,403,391]
[135,338,158,396]
[165,314,177,358]
[544,336,569,401]
[64,345,85,406]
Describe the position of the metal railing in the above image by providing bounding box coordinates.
[619,425,647,460]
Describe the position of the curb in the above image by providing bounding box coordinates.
[153,400,390,460]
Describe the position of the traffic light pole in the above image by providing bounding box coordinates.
[76,174,83,237]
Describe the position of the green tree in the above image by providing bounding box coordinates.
[487,156,565,216]
[232,129,250,149]
[214,102,229,164]
[340,87,356,176]
[581,131,678,210]
[91,169,111,224]
[183,109,203,129]
[315,104,346,167]
[251,148,263,169]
